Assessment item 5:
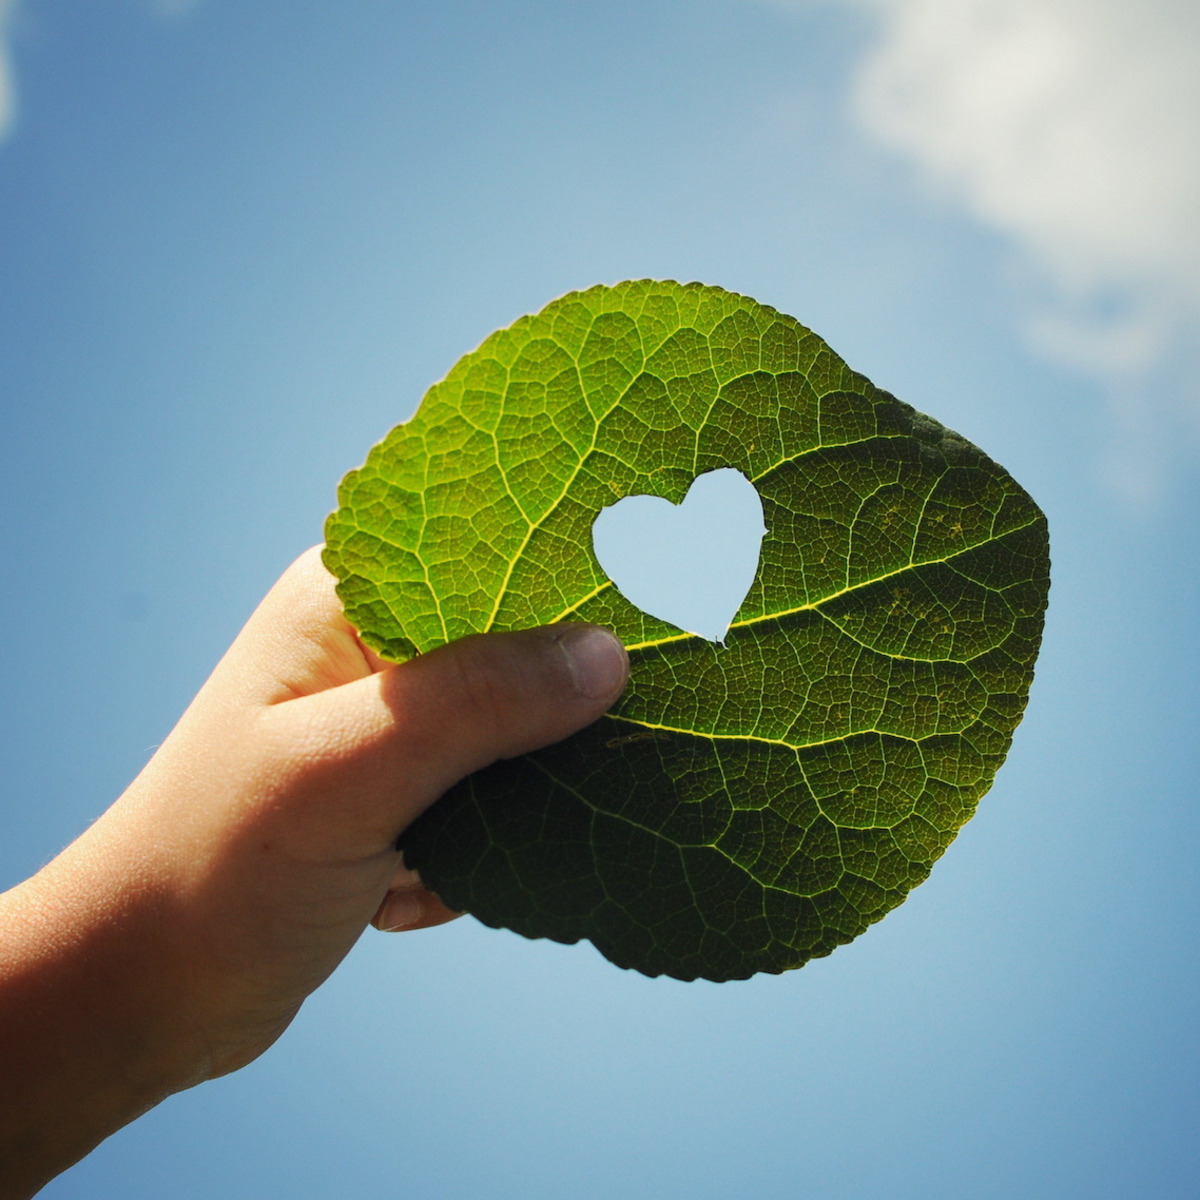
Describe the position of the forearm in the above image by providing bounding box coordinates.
[0,844,198,1199]
[0,550,628,1196]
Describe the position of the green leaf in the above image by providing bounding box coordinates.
[324,280,1050,982]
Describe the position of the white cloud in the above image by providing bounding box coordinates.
[0,0,19,144]
[852,0,1200,346]
[840,0,1200,500]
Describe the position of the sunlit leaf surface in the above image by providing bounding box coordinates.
[325,280,1050,981]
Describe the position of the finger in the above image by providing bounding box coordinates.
[384,860,423,892]
[261,622,629,850]
[372,887,461,933]
[384,623,630,782]
[204,546,381,708]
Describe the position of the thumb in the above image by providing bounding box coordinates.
[382,622,630,788]
[268,623,629,850]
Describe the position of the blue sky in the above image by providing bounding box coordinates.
[1,2,1198,1197]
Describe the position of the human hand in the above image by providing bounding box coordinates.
[0,547,628,1196]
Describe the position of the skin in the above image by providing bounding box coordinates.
[0,547,629,1198]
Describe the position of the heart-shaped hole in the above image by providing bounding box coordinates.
[591,468,766,644]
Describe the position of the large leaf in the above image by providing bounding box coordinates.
[324,280,1050,981]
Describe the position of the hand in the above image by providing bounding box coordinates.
[0,547,628,1197]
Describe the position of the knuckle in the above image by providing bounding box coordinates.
[449,639,518,747]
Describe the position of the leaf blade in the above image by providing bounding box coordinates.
[324,280,1050,981]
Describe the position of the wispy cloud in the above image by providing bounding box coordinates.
[0,0,18,144]
[766,0,1200,501]
[847,0,1200,500]
[0,0,203,149]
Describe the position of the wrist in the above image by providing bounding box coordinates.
[0,841,206,1196]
